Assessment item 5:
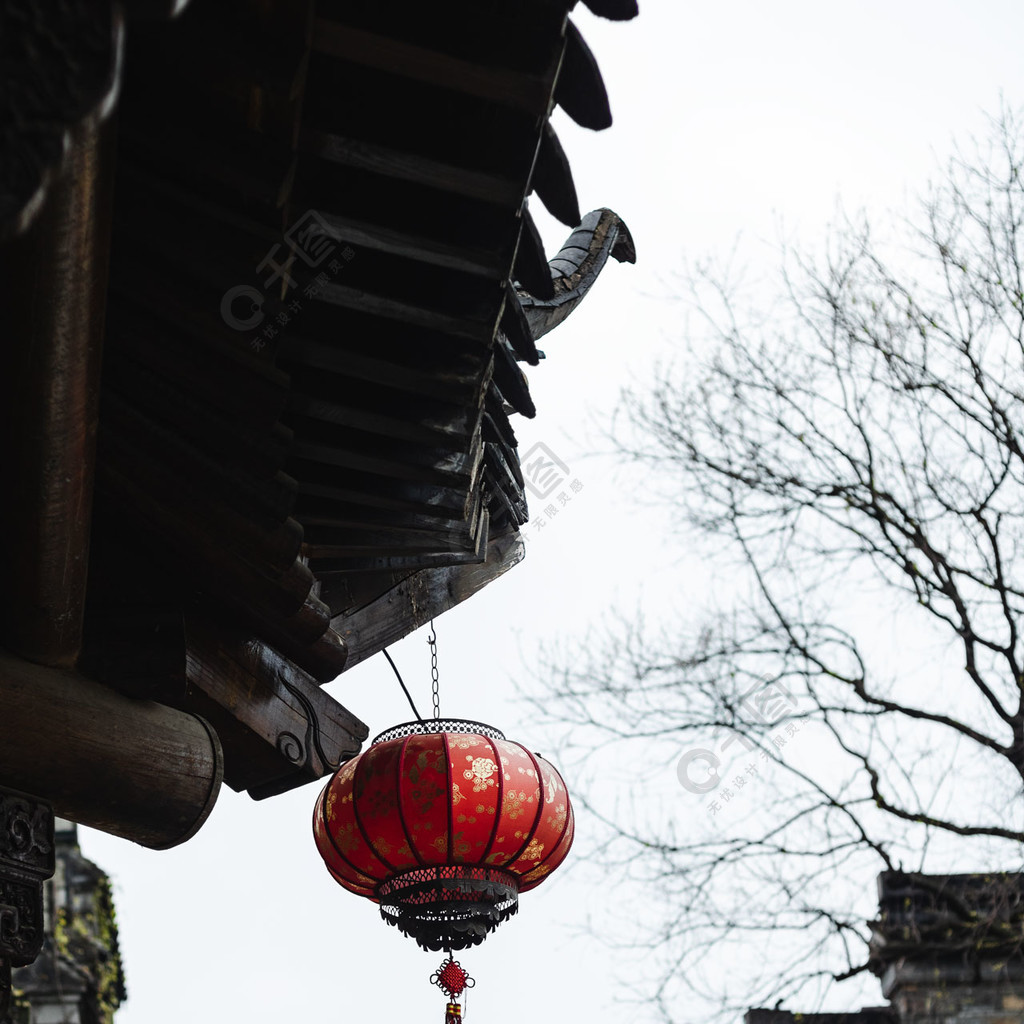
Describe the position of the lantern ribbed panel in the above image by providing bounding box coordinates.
[312,723,574,949]
[314,728,574,890]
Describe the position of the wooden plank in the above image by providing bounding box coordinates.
[303,55,540,181]
[483,390,521,451]
[106,255,293,395]
[104,356,295,498]
[313,0,568,75]
[313,279,494,341]
[105,295,292,427]
[484,443,527,515]
[280,336,487,405]
[95,456,313,617]
[307,506,488,576]
[99,403,305,572]
[310,542,489,575]
[291,149,520,268]
[303,131,522,205]
[301,519,481,559]
[312,210,504,277]
[311,20,551,113]
[286,392,473,448]
[318,567,416,619]
[285,391,483,462]
[296,483,484,540]
[289,436,485,490]
[294,475,473,522]
[110,171,290,293]
[331,531,523,667]
[88,472,347,687]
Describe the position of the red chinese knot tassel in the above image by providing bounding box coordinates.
[431,955,474,1022]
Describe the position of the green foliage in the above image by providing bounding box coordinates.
[9,986,32,1024]
[53,874,126,1024]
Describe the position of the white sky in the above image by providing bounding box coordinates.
[80,5,1024,1023]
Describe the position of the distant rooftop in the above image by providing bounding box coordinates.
[745,1011,896,1024]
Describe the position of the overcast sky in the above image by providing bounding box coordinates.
[80,5,1024,1023]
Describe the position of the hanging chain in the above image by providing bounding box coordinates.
[428,619,440,720]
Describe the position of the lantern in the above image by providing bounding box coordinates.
[312,718,574,955]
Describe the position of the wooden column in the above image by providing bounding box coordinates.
[0,650,223,850]
[0,112,117,667]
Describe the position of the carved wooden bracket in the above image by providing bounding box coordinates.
[0,787,54,1023]
[183,613,368,799]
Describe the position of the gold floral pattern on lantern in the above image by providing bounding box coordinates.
[463,756,498,791]
[333,821,360,854]
[502,788,530,820]
[522,838,545,862]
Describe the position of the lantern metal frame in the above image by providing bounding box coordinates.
[372,719,506,743]
[378,863,519,951]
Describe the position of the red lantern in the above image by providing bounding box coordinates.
[312,719,574,952]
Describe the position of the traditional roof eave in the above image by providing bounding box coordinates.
[0,0,636,826]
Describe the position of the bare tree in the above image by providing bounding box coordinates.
[531,109,1024,1020]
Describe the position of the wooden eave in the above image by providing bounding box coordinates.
[0,0,635,839]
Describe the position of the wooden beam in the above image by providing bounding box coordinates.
[314,279,495,341]
[331,531,524,667]
[303,132,522,206]
[311,21,551,113]
[281,336,487,405]
[0,114,117,667]
[0,649,224,850]
[182,614,367,798]
[315,210,505,277]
